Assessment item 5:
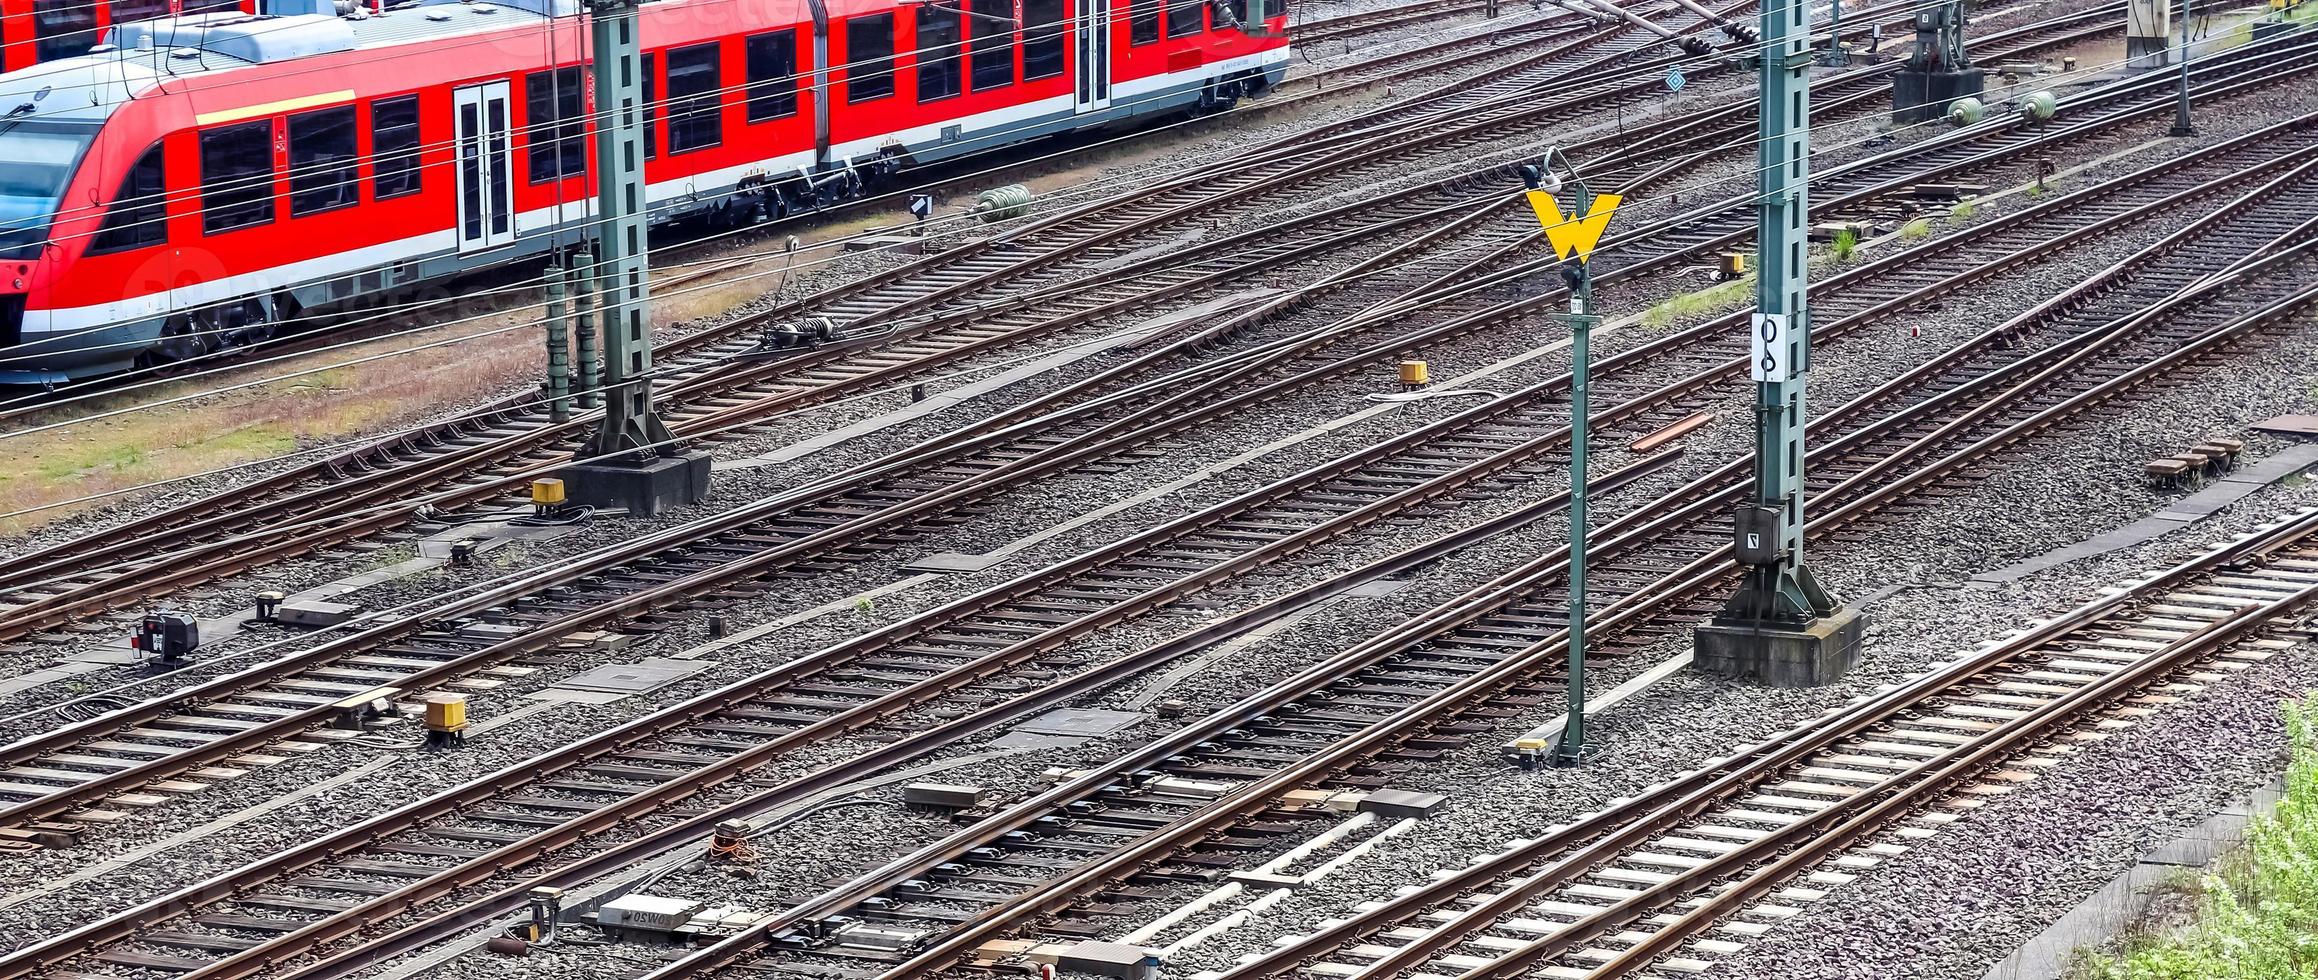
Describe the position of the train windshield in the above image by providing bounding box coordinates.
[0,119,100,260]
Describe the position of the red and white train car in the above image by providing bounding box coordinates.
[0,0,1287,382]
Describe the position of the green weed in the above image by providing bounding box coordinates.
[2071,693,2318,979]
[1641,276,1755,330]
[1831,227,1860,264]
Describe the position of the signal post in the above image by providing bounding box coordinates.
[559,0,712,517]
[1692,0,1863,686]
[1522,152,1620,765]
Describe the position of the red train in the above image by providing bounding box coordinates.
[0,0,1288,383]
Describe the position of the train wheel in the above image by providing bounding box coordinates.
[222,299,275,348]
[144,312,217,367]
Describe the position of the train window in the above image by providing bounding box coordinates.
[745,31,800,121]
[644,52,659,159]
[289,105,359,217]
[1130,0,1160,44]
[1022,0,1063,79]
[198,121,274,235]
[667,43,723,153]
[845,14,895,102]
[1227,0,1248,27]
[967,0,1014,91]
[90,143,168,255]
[915,4,963,102]
[0,120,98,260]
[372,95,422,199]
[1165,0,1203,36]
[526,68,586,182]
[32,0,97,62]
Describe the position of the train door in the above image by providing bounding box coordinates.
[1073,0,1112,112]
[452,80,516,252]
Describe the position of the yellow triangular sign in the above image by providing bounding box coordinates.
[1526,189,1623,263]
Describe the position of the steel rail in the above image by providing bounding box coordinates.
[0,57,2287,846]
[812,182,2318,980]
[1206,241,2318,980]
[241,454,1679,980]
[0,34,2262,977]
[1294,0,1499,43]
[0,0,2083,642]
[0,169,1522,638]
[1456,388,2318,980]
[1219,497,2318,980]
[0,0,1783,630]
[1570,592,2318,979]
[0,389,1684,979]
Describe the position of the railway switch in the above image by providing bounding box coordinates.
[423,693,469,750]
[129,611,200,667]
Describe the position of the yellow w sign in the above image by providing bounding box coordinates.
[1526,189,1623,263]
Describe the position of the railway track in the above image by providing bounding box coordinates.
[0,0,1721,638]
[0,0,1756,575]
[670,160,2318,980]
[0,0,2119,651]
[1194,436,2318,980]
[1294,0,1498,44]
[0,13,2235,855]
[6,69,2311,980]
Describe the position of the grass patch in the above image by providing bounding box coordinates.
[1642,275,1755,330]
[1949,200,1979,223]
[1900,218,1934,241]
[0,325,548,534]
[2068,693,2318,979]
[1831,227,1861,264]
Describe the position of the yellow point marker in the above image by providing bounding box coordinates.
[1526,189,1624,263]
